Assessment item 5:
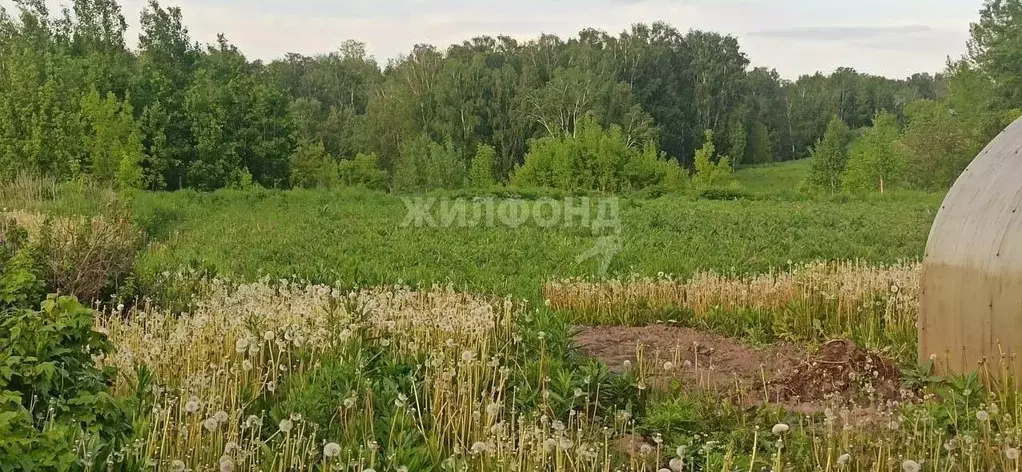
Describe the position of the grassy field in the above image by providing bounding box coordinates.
[734,159,812,195]
[15,169,1007,472]
[121,187,941,301]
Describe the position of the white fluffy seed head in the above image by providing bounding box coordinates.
[323,442,341,458]
[214,410,229,423]
[218,456,234,472]
[184,397,201,414]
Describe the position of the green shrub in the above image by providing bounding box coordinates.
[0,296,130,470]
[692,130,734,188]
[512,116,682,192]
[393,135,466,192]
[469,143,497,188]
[807,116,851,192]
[697,185,752,201]
[289,141,338,189]
[338,152,389,191]
[0,217,44,308]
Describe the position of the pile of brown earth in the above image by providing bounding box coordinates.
[768,339,902,404]
[574,325,906,409]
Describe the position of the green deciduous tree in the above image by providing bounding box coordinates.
[842,111,903,193]
[807,115,851,192]
[969,0,1022,107]
[692,129,733,187]
[392,135,466,192]
[469,143,497,188]
[289,140,336,189]
[898,99,982,190]
[80,89,144,188]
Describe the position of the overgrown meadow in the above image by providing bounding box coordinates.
[7,163,1022,472]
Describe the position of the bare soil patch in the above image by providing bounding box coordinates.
[574,324,907,411]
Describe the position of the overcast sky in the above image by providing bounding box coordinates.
[2,0,985,79]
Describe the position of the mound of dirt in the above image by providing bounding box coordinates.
[573,324,802,392]
[768,339,902,403]
[574,326,905,410]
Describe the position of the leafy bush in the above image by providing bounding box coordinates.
[897,100,983,191]
[512,116,683,192]
[806,116,851,192]
[469,143,497,188]
[80,89,145,190]
[338,152,389,191]
[0,296,130,470]
[692,129,734,188]
[393,135,466,191]
[0,217,44,308]
[289,141,338,189]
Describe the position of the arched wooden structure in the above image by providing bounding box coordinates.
[920,115,1022,378]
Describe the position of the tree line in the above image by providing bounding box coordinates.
[0,0,1018,192]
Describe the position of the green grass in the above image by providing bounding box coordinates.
[119,187,943,300]
[734,159,811,194]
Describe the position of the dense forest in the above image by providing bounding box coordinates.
[0,0,1019,192]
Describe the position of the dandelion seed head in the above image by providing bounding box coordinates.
[772,423,790,434]
[184,397,201,414]
[323,442,341,458]
[470,441,492,454]
[214,410,229,423]
[278,419,293,433]
[218,456,234,472]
